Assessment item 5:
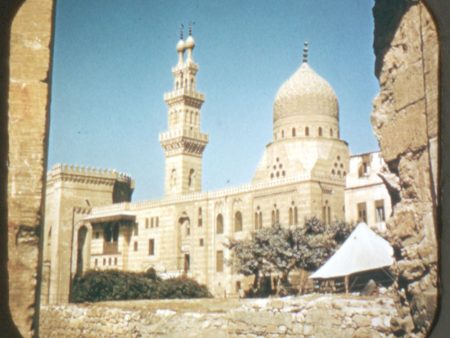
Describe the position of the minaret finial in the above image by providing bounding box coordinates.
[303,41,309,63]
[188,21,194,36]
[180,24,184,40]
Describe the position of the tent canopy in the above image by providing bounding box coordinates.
[310,222,394,279]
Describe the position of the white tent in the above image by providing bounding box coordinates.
[310,222,394,280]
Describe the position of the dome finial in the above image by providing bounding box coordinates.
[302,41,309,63]
[180,24,184,40]
[185,22,196,52]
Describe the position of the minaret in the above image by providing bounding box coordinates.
[160,25,208,195]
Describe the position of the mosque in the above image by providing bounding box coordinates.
[41,29,391,304]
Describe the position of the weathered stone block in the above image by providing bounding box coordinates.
[393,62,425,112]
[379,100,427,162]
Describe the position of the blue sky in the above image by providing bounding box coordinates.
[49,0,380,200]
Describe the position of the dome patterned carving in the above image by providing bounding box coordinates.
[273,62,339,123]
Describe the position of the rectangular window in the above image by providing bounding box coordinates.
[95,232,100,239]
[357,202,367,223]
[134,223,139,236]
[199,238,204,246]
[156,217,159,227]
[151,218,154,228]
[216,250,224,272]
[198,207,202,227]
[145,218,149,229]
[148,239,155,256]
[375,200,385,222]
[134,241,138,251]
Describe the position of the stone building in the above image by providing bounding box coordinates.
[345,151,392,232]
[42,34,392,304]
[41,166,134,304]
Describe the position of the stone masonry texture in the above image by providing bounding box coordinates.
[372,0,438,335]
[40,295,398,338]
[7,0,55,336]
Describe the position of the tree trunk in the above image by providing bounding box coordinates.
[253,273,259,289]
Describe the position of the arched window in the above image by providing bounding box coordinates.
[294,207,298,225]
[234,211,243,232]
[281,130,285,138]
[272,207,280,224]
[216,214,224,234]
[330,128,333,137]
[190,78,194,88]
[176,81,179,89]
[289,208,293,225]
[188,169,195,188]
[305,127,309,136]
[318,127,323,136]
[292,128,296,137]
[170,169,177,189]
[255,207,263,230]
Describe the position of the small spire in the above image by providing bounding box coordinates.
[302,41,309,63]
[180,24,184,40]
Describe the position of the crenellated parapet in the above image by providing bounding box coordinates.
[47,163,135,188]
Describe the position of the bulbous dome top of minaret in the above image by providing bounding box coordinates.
[185,35,195,49]
[273,61,339,123]
[176,39,185,52]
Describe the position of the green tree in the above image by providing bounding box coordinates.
[227,238,266,290]
[227,217,354,296]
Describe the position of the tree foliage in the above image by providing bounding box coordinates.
[70,270,211,303]
[227,217,355,296]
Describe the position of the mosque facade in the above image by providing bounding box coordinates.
[41,31,390,304]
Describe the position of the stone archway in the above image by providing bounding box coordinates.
[75,226,88,276]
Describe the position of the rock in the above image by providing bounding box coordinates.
[353,315,371,328]
[352,327,381,338]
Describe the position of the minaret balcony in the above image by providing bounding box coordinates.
[159,128,209,143]
[164,88,205,103]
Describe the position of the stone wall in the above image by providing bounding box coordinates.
[40,296,397,338]
[5,0,55,336]
[371,0,438,335]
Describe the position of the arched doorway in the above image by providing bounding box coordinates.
[76,226,88,276]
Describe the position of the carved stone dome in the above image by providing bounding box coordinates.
[273,62,339,123]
